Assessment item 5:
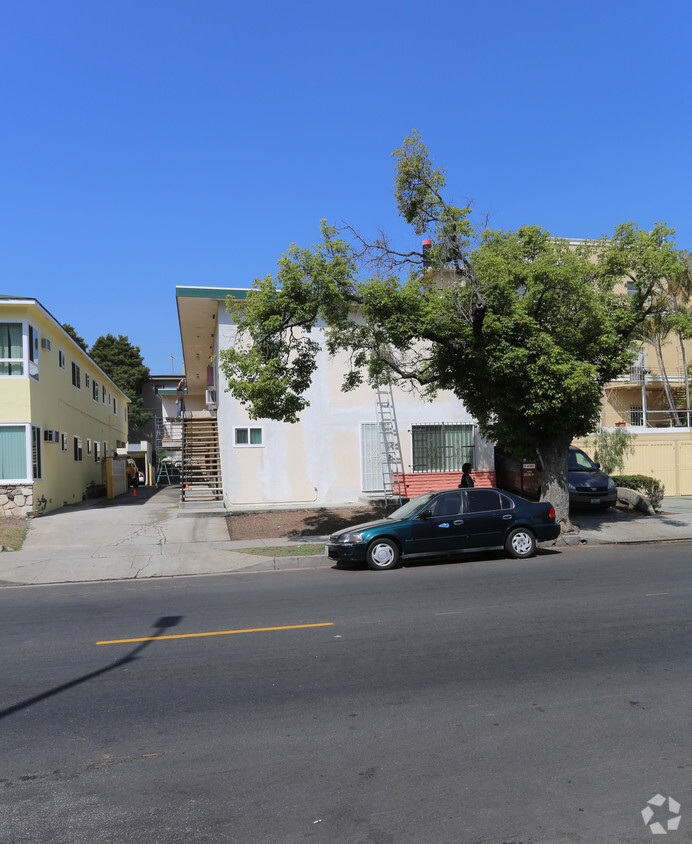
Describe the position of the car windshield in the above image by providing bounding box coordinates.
[387,492,437,521]
[569,449,598,471]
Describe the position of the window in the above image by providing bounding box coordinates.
[28,325,39,380]
[465,489,503,513]
[59,349,66,369]
[411,424,474,472]
[86,438,92,456]
[102,385,106,403]
[94,441,101,463]
[61,432,68,452]
[31,426,42,479]
[0,425,28,480]
[113,397,117,416]
[234,427,263,446]
[103,441,108,459]
[0,424,42,481]
[429,492,463,516]
[73,436,83,462]
[71,362,81,388]
[85,373,90,388]
[0,322,23,376]
[93,379,99,401]
[630,405,644,426]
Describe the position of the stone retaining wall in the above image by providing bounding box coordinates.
[0,485,34,518]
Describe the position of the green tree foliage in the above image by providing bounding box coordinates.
[89,334,151,436]
[61,323,88,352]
[218,132,683,528]
[592,428,637,474]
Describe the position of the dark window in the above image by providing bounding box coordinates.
[430,492,462,516]
[411,424,474,472]
[465,489,502,513]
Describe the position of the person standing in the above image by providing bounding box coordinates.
[458,462,475,488]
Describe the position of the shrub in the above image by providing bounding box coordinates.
[612,474,665,512]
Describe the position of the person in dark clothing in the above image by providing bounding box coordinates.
[458,463,475,488]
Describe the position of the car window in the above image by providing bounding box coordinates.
[569,449,597,471]
[429,492,462,516]
[499,493,514,510]
[465,489,502,513]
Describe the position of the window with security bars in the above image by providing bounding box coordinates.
[411,424,474,473]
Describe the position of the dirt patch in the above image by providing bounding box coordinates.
[226,505,389,541]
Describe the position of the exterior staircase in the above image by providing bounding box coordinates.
[181,416,223,502]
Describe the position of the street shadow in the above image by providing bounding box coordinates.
[0,615,182,721]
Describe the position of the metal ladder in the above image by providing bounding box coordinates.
[374,382,405,507]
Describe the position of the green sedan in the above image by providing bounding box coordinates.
[326,487,560,571]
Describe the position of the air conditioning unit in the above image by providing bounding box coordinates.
[205,389,217,405]
[41,338,51,350]
[43,429,60,443]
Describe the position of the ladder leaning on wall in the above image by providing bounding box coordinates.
[374,382,405,507]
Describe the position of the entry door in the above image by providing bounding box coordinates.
[361,423,383,492]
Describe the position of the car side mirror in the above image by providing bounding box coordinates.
[595,462,601,469]
[418,509,433,520]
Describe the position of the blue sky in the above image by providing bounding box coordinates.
[2,0,690,374]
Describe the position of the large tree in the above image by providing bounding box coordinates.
[89,333,151,437]
[219,133,684,528]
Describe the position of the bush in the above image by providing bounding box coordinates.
[612,474,665,512]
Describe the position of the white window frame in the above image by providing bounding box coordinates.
[234,426,264,447]
[94,440,101,463]
[31,425,42,479]
[0,320,39,379]
[85,373,90,389]
[93,379,99,401]
[86,438,92,456]
[0,423,37,482]
[59,349,66,369]
[71,361,81,389]
[61,432,68,452]
[73,436,83,462]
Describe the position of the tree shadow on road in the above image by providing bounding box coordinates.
[0,615,183,721]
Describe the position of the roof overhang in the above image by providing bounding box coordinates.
[175,286,249,397]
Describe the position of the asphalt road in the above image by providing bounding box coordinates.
[1,543,691,843]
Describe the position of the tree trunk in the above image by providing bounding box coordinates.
[539,434,573,533]
[653,337,683,425]
[678,331,691,427]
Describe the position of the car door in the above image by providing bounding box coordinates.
[461,489,514,547]
[409,491,466,554]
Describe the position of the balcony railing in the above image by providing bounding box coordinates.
[600,407,692,429]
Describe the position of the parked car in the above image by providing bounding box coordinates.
[494,446,617,509]
[137,471,145,486]
[326,487,560,571]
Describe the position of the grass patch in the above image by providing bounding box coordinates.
[238,543,326,557]
[0,519,28,551]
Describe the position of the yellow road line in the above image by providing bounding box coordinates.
[96,622,334,645]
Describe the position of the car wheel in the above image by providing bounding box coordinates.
[366,539,400,571]
[505,527,536,559]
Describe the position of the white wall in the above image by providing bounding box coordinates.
[215,307,487,507]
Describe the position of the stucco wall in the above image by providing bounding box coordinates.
[215,308,490,508]
[1,301,129,513]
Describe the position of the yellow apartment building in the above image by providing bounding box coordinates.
[1,297,130,516]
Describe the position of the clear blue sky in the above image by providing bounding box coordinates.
[2,0,690,374]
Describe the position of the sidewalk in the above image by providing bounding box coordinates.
[1,487,691,587]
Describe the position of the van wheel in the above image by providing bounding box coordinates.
[366,539,400,570]
[505,528,536,559]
